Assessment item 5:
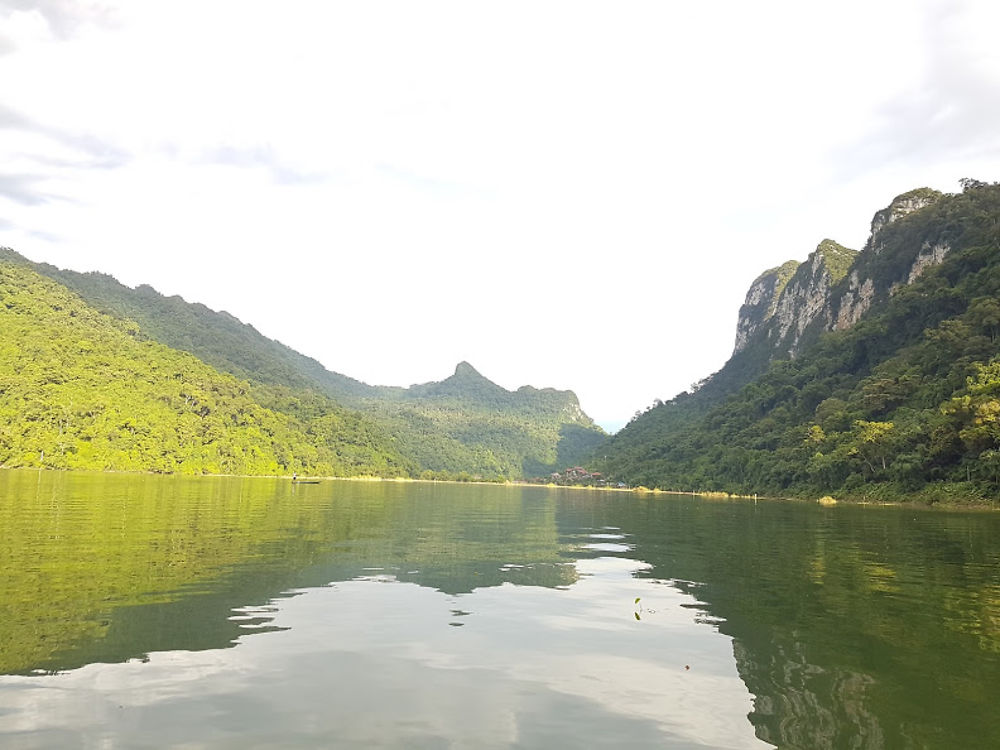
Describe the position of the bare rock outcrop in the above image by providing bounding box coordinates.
[733,261,799,353]
[733,188,949,361]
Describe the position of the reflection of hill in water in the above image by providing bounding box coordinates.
[5,474,1000,749]
[552,494,1000,750]
[0,473,576,675]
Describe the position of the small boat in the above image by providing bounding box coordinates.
[292,479,321,484]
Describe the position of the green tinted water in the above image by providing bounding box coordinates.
[1,470,998,748]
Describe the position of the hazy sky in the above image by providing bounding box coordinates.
[2,1,999,431]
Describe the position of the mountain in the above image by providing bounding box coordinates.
[406,361,509,401]
[733,188,943,362]
[0,260,414,476]
[379,361,605,479]
[734,239,858,358]
[0,249,604,478]
[732,259,801,354]
[0,249,379,403]
[599,180,1000,504]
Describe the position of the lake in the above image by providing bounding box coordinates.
[1,471,998,748]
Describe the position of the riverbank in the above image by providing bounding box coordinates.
[5,467,998,509]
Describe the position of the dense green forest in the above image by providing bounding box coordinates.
[599,181,1000,504]
[7,249,379,403]
[0,250,604,478]
[0,262,414,475]
[365,362,607,479]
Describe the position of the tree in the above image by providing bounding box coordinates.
[850,420,895,475]
[959,178,988,192]
[967,297,1000,343]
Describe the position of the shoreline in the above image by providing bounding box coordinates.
[4,466,997,510]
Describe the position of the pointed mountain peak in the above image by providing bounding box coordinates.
[453,361,483,379]
[406,361,509,401]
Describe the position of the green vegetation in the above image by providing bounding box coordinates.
[0,248,378,403]
[0,261,413,476]
[815,239,857,283]
[600,182,1000,504]
[0,472,576,674]
[373,363,606,480]
[0,251,603,478]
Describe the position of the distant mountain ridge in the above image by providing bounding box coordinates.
[0,248,604,478]
[600,180,1000,503]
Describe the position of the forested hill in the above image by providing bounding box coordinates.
[0,248,379,403]
[375,361,606,479]
[599,180,1000,504]
[0,260,413,476]
[0,250,605,478]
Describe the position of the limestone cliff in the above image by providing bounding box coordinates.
[734,240,856,357]
[864,188,942,254]
[833,188,946,331]
[769,239,857,355]
[734,188,948,361]
[733,261,800,353]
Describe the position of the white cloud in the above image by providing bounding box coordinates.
[2,0,1000,428]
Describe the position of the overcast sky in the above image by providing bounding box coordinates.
[2,1,999,431]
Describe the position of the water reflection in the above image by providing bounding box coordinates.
[0,558,761,749]
[2,471,999,748]
[558,495,1000,749]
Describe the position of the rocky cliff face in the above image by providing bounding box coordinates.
[833,188,946,332]
[769,239,857,355]
[864,188,942,254]
[734,188,948,360]
[834,270,876,330]
[733,261,800,353]
[734,240,856,356]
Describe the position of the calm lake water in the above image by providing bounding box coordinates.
[1,471,998,749]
